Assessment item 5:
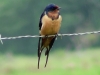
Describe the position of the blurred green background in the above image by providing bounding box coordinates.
[0,0,100,75]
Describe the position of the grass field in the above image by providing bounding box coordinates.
[0,48,100,75]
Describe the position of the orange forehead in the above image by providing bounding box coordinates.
[55,5,59,9]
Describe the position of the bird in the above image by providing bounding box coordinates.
[38,4,62,69]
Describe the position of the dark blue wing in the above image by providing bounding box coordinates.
[39,12,45,30]
[38,11,46,69]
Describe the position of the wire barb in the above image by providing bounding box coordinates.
[0,34,3,44]
[0,30,100,44]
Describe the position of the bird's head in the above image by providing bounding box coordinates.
[45,4,61,13]
[44,4,61,20]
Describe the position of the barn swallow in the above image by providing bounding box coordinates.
[38,4,62,69]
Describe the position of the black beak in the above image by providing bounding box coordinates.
[58,7,61,10]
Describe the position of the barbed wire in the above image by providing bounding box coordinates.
[0,30,100,44]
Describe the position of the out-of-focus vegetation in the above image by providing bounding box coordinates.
[0,1,100,75]
[0,49,100,75]
[0,0,100,54]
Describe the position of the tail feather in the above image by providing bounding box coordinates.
[38,47,45,69]
[44,36,56,67]
[45,50,49,67]
[38,37,41,57]
[38,37,44,69]
[38,35,57,69]
[38,37,41,69]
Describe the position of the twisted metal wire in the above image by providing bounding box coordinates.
[0,30,100,44]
